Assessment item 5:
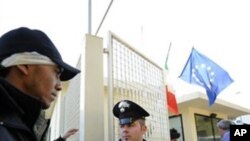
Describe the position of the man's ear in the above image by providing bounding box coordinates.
[16,65,29,75]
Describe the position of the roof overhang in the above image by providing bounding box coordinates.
[177,92,250,118]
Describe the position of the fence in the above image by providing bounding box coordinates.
[107,32,169,141]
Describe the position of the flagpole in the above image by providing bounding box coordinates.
[165,42,172,70]
[164,42,172,85]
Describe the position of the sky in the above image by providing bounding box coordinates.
[1,0,250,108]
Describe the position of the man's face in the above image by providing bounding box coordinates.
[119,119,147,141]
[218,128,225,137]
[23,64,62,109]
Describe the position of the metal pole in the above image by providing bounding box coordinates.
[88,0,92,34]
[107,31,114,141]
[95,0,114,36]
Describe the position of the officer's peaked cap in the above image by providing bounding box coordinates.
[113,100,150,125]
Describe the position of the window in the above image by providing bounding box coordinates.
[169,115,185,141]
[195,114,221,141]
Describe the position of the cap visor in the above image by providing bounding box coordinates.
[53,59,80,81]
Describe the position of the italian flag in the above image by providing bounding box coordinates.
[166,85,178,115]
[165,43,178,115]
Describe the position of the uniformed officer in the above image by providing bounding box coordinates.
[113,100,150,141]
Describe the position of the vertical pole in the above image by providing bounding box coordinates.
[107,32,114,141]
[88,0,92,34]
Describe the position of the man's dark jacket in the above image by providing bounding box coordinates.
[0,78,49,141]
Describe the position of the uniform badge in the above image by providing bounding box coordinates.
[118,101,130,113]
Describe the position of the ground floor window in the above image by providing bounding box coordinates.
[169,115,184,141]
[195,114,221,141]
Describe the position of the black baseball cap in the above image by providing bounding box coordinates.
[0,27,80,81]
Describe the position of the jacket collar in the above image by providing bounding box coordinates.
[0,78,42,129]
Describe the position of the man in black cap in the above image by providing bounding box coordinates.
[170,128,180,141]
[113,100,150,141]
[0,27,80,141]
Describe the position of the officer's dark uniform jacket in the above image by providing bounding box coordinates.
[0,78,49,141]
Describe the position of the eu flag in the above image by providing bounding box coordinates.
[179,48,234,105]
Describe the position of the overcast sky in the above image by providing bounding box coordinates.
[1,0,250,108]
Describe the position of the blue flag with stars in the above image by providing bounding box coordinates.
[179,48,234,106]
